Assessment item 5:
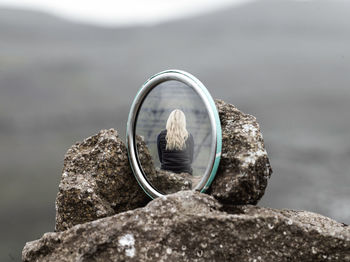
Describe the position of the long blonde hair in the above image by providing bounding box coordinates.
[165,109,189,150]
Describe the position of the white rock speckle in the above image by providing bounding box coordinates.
[119,234,135,258]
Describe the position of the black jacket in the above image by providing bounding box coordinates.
[157,130,194,174]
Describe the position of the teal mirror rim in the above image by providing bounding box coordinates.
[126,69,222,199]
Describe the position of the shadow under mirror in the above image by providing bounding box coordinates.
[135,80,212,194]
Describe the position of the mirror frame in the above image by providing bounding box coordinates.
[126,69,222,198]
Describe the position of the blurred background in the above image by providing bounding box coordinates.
[0,0,349,260]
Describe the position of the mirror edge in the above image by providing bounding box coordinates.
[126,69,222,198]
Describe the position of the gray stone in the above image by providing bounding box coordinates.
[208,99,273,204]
[55,129,150,231]
[133,99,273,203]
[136,136,192,194]
[136,135,157,179]
[23,191,350,262]
[150,168,193,194]
[55,99,273,231]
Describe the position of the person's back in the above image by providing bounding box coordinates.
[157,129,194,174]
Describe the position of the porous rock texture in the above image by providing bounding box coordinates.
[55,99,273,231]
[23,191,350,262]
[150,168,192,194]
[135,135,157,179]
[136,136,192,194]
[55,129,150,231]
[209,99,273,205]
[136,135,193,195]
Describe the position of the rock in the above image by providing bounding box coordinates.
[130,99,272,203]
[150,168,193,194]
[136,136,192,194]
[208,99,273,205]
[136,135,158,179]
[23,191,350,262]
[55,129,150,231]
[55,99,273,231]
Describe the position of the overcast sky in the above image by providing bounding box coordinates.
[0,0,255,26]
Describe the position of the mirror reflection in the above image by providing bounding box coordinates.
[135,80,212,194]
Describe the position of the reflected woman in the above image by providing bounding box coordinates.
[157,109,194,175]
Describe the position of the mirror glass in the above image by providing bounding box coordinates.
[127,70,221,198]
[135,80,212,194]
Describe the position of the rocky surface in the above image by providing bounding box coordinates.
[55,99,273,231]
[150,168,192,194]
[137,136,193,194]
[24,100,349,261]
[209,99,273,205]
[136,135,158,180]
[55,129,150,231]
[24,191,350,262]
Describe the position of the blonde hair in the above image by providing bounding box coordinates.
[165,109,189,150]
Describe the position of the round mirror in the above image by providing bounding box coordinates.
[126,70,221,198]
